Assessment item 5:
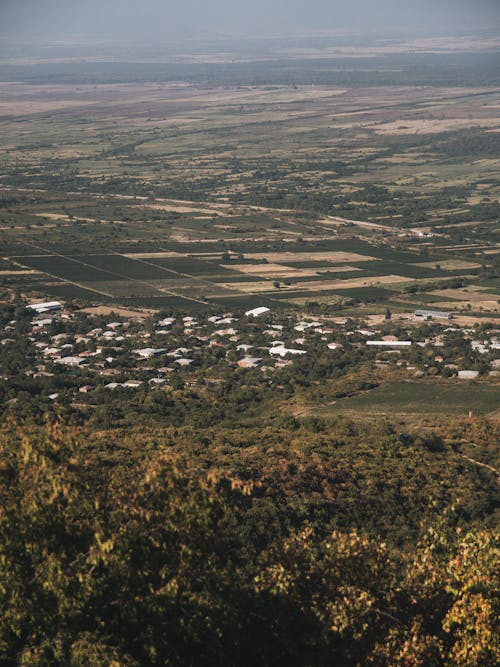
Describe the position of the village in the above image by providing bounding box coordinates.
[1,298,499,423]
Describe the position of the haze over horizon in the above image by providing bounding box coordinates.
[1,0,499,42]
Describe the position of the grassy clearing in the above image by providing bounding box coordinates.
[314,382,500,417]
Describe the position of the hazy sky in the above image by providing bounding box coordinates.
[1,0,499,40]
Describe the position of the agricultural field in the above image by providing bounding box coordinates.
[0,43,499,318]
[1,194,499,316]
[312,381,500,419]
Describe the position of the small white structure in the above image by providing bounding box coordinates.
[123,380,144,388]
[175,358,193,367]
[159,317,176,327]
[104,382,122,390]
[215,317,236,325]
[269,346,307,358]
[458,370,479,380]
[237,356,262,369]
[43,347,61,357]
[32,318,54,328]
[55,356,84,366]
[212,328,238,337]
[294,321,322,332]
[366,341,412,348]
[133,347,167,359]
[245,307,270,317]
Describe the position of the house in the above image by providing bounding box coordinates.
[215,317,236,325]
[169,347,192,357]
[32,318,54,328]
[237,356,262,369]
[43,347,62,357]
[212,328,237,337]
[159,317,176,327]
[366,341,412,348]
[294,321,321,332]
[123,380,144,388]
[269,346,307,358]
[264,329,281,338]
[175,358,193,366]
[458,370,479,380]
[133,347,167,359]
[55,356,84,366]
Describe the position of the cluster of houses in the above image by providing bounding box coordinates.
[0,299,498,405]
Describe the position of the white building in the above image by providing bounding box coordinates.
[366,341,412,348]
[245,307,270,317]
[55,356,84,367]
[458,370,479,380]
[27,301,62,314]
[269,346,307,358]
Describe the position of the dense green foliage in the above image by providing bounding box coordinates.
[0,420,498,665]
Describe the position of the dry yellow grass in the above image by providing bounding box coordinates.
[123,252,184,259]
[291,275,410,291]
[0,99,99,115]
[217,281,278,293]
[374,117,500,135]
[79,306,157,317]
[224,263,319,278]
[0,270,41,276]
[431,288,500,303]
[145,204,222,215]
[243,251,375,263]
[413,259,482,270]
[433,301,499,311]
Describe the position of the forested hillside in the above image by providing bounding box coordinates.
[1,418,498,665]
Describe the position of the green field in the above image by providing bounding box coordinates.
[315,382,500,417]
